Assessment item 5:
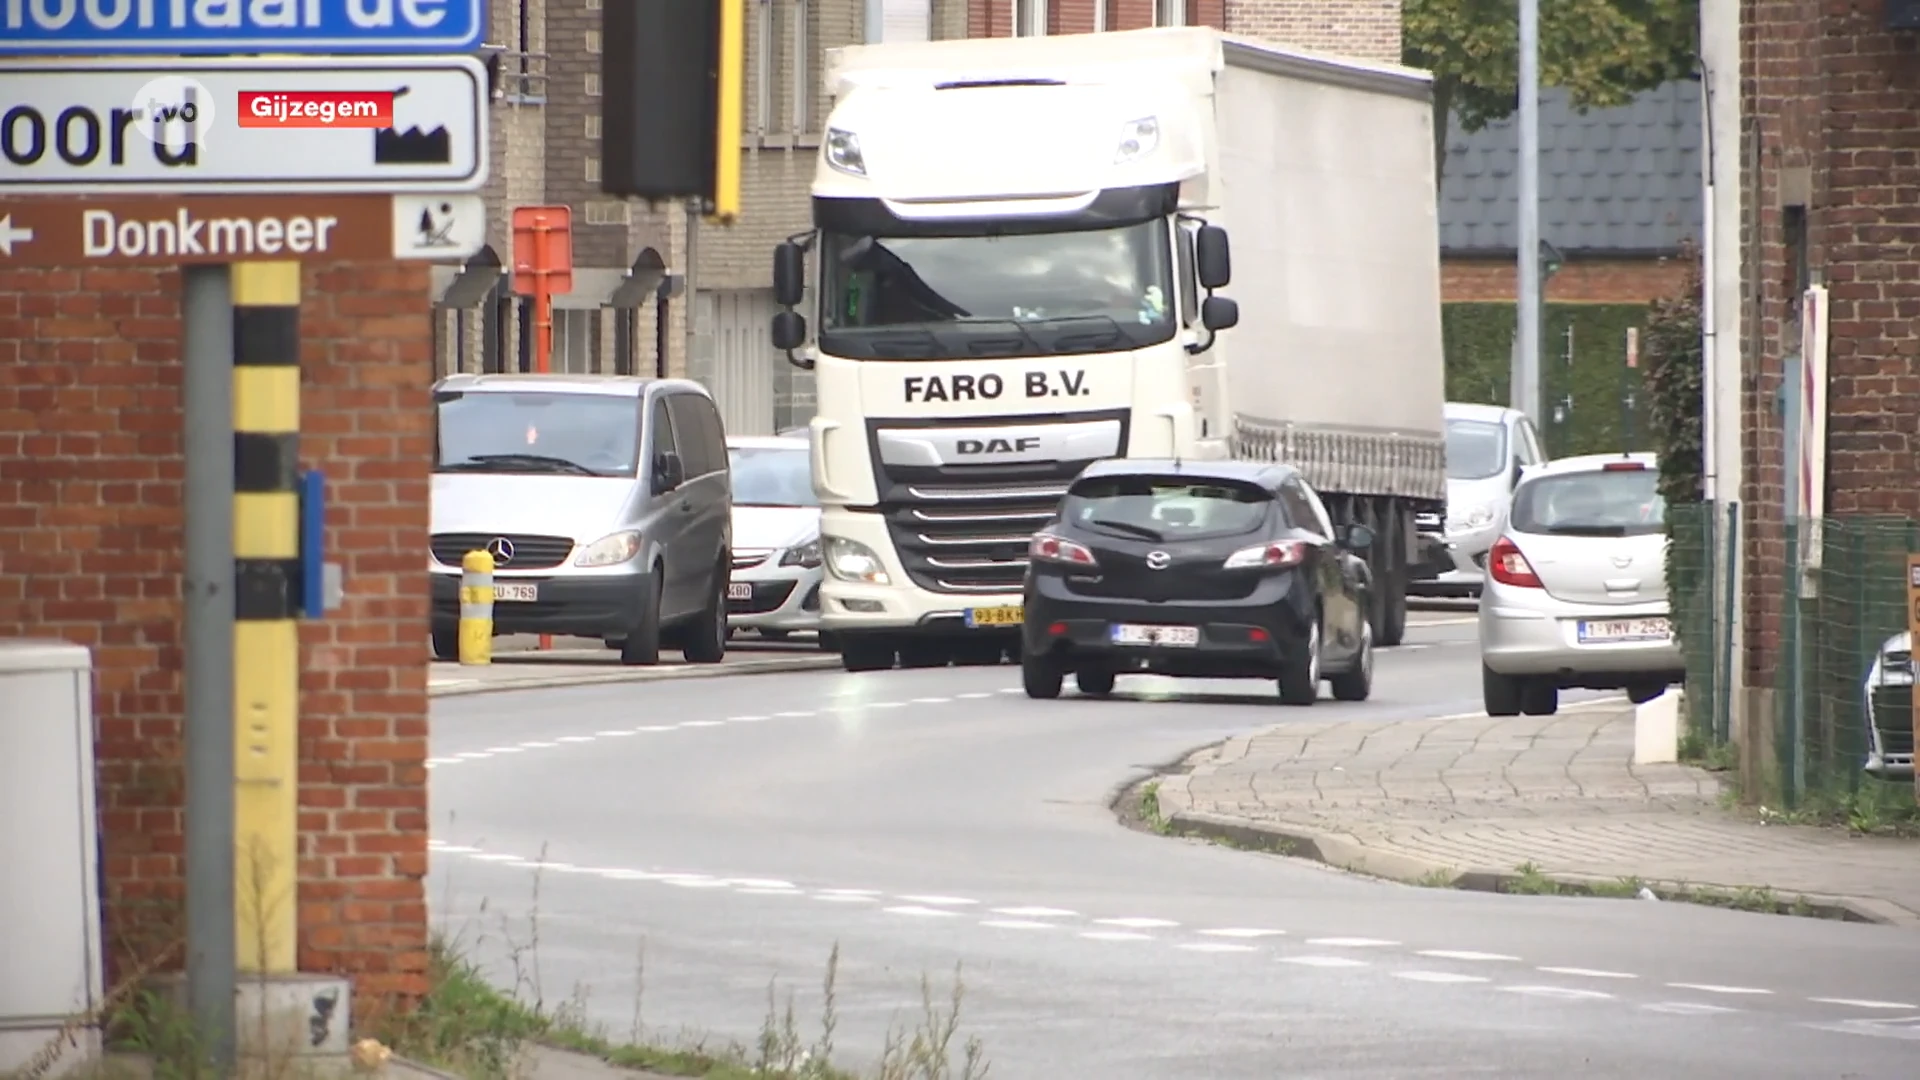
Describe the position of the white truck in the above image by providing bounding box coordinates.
[768,26,1448,673]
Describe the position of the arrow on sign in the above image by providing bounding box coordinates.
[0,215,34,256]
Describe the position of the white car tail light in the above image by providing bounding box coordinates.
[1487,536,1543,588]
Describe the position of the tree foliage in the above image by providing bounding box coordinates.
[1642,240,1704,508]
[1404,0,1700,180]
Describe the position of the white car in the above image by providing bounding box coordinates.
[726,435,827,644]
[1863,632,1915,779]
[1411,402,1551,598]
[1478,451,1684,715]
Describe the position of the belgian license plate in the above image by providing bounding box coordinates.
[1112,624,1200,648]
[1577,617,1670,644]
[965,605,1023,628]
[727,583,754,600]
[494,583,537,603]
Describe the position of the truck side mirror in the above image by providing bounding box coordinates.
[771,310,807,351]
[773,242,806,307]
[1200,296,1238,332]
[1195,225,1231,290]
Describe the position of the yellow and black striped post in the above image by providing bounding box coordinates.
[230,261,301,975]
[459,550,495,664]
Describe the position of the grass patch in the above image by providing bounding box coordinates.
[1476,862,1854,920]
[1136,781,1171,835]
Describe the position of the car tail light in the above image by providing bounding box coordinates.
[1224,540,1309,570]
[1602,460,1647,471]
[1030,533,1097,567]
[1486,536,1543,588]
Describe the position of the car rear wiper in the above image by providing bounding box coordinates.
[441,453,599,476]
[1087,518,1163,541]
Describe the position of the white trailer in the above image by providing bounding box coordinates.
[768,27,1447,670]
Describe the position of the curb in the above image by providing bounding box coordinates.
[1140,772,1920,930]
[427,654,843,698]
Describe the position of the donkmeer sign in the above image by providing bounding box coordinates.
[0,0,486,55]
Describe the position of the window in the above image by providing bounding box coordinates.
[1013,0,1045,35]
[585,29,601,53]
[584,115,601,139]
[648,398,678,470]
[585,73,601,97]
[584,159,601,183]
[1516,419,1546,464]
[435,391,640,477]
[665,393,727,478]
[1174,222,1198,327]
[1511,466,1665,538]
[1280,479,1334,538]
[550,309,596,372]
[728,444,817,507]
[585,200,629,225]
[1153,0,1185,25]
[1445,419,1508,480]
[1064,475,1271,541]
[791,0,812,134]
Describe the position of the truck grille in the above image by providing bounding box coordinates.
[431,532,575,570]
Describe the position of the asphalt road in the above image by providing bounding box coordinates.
[429,616,1920,1078]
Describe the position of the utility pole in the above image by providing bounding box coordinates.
[1513,0,1542,427]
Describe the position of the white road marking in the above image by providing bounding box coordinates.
[541,865,598,874]
[658,874,726,888]
[484,746,525,754]
[1281,956,1369,969]
[956,692,993,699]
[1395,971,1489,985]
[1644,1002,1741,1016]
[884,905,961,918]
[431,844,478,854]
[1305,937,1399,948]
[869,701,905,709]
[1178,942,1259,954]
[1811,998,1920,1010]
[1198,928,1287,939]
[992,906,1078,918]
[729,715,771,723]
[895,895,978,907]
[596,730,636,737]
[997,688,1023,694]
[814,893,879,903]
[456,752,493,760]
[553,735,593,743]
[1537,967,1638,980]
[682,720,725,728]
[727,878,797,889]
[633,725,676,732]
[1418,950,1520,962]
[776,711,814,718]
[980,919,1056,930]
[737,887,803,896]
[1095,917,1180,929]
[816,888,882,896]
[1502,986,1616,1001]
[598,870,662,881]
[912,697,950,704]
[519,741,560,749]
[1080,930,1154,942]
[1666,983,1772,996]
[471,853,520,862]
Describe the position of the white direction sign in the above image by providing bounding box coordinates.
[0,56,488,194]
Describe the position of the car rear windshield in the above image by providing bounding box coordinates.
[728,446,817,507]
[1510,466,1665,537]
[1063,476,1271,541]
[435,391,638,478]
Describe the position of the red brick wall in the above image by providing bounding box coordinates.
[1443,256,1689,304]
[1739,0,1920,679]
[0,259,433,1020]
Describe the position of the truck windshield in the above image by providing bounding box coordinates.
[434,392,638,478]
[819,219,1176,360]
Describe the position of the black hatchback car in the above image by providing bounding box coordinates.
[1021,459,1376,704]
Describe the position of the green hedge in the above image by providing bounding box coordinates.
[1443,302,1657,458]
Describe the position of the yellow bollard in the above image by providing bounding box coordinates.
[459,550,495,664]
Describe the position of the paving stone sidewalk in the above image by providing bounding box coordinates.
[1153,701,1920,927]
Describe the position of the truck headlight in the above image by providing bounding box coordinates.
[779,538,823,569]
[825,128,866,176]
[823,535,889,585]
[573,530,641,567]
[1115,116,1158,164]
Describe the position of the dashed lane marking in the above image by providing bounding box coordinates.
[1178,941,1260,954]
[1198,928,1287,939]
[1080,930,1154,942]
[1281,956,1369,969]
[1810,998,1919,1010]
[884,905,962,918]
[1538,967,1638,980]
[485,746,526,754]
[729,715,771,723]
[557,735,596,743]
[993,906,1078,918]
[1306,937,1400,948]
[596,730,637,737]
[1502,986,1616,1001]
[980,919,1056,931]
[1644,1002,1741,1016]
[633,725,676,732]
[681,720,725,728]
[1095,917,1180,929]
[895,895,978,907]
[1418,950,1520,962]
[1666,983,1772,996]
[1395,971,1489,985]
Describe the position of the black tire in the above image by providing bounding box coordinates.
[898,641,950,669]
[430,627,459,661]
[1520,679,1560,716]
[1277,616,1322,706]
[840,634,894,672]
[1627,680,1666,705]
[681,561,729,664]
[1482,663,1522,716]
[1381,581,1408,647]
[1074,667,1116,696]
[621,575,664,666]
[817,631,841,654]
[1023,652,1063,699]
[1329,618,1373,702]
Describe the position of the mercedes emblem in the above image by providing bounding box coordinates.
[485,537,516,565]
[1146,550,1171,570]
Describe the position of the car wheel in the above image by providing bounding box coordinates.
[840,634,894,672]
[1627,679,1666,705]
[1277,617,1321,706]
[817,631,841,654]
[1519,679,1559,716]
[1482,663,1522,716]
[1074,667,1116,697]
[681,561,729,664]
[620,574,664,666]
[1329,618,1373,702]
[1023,652,1064,699]
[899,642,950,669]
[430,627,459,662]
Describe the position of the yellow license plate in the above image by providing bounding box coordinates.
[965,606,1023,627]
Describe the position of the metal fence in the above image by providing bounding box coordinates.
[1668,503,1919,814]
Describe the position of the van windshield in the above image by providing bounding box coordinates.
[1446,419,1508,480]
[435,391,638,478]
[1063,476,1270,542]
[1511,466,1665,537]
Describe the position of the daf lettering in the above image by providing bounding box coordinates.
[957,436,1041,456]
[902,373,1005,403]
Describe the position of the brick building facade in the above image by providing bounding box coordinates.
[0,261,435,1015]
[1737,3,1920,680]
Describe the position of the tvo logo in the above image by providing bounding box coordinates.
[129,75,218,157]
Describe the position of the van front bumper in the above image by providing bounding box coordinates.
[431,572,646,637]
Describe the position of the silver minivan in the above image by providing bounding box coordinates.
[1410,401,1550,598]
[428,374,733,666]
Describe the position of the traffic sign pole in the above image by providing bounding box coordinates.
[512,206,576,375]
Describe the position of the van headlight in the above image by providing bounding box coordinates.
[823,535,889,585]
[780,538,823,569]
[1446,502,1498,533]
[1115,116,1159,164]
[573,531,641,567]
[824,128,866,176]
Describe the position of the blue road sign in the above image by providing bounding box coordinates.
[0,0,485,55]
